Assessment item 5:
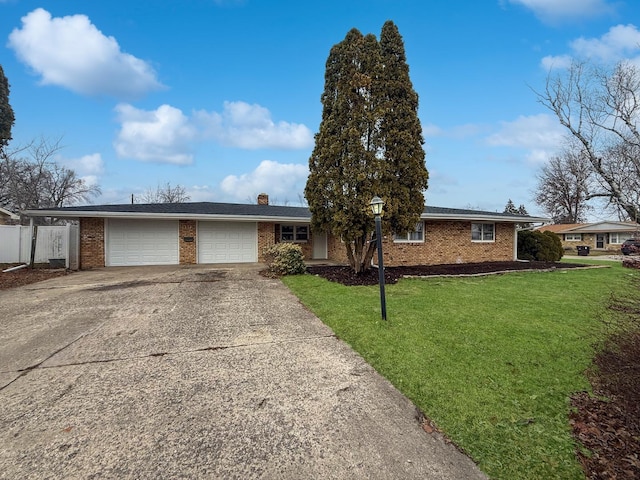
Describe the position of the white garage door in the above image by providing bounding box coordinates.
[198,221,257,263]
[107,219,179,266]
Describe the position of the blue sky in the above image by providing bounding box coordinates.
[1,0,639,217]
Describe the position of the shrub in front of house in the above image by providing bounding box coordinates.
[264,243,307,276]
[518,230,563,262]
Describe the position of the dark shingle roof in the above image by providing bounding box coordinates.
[36,201,311,218]
[24,202,548,222]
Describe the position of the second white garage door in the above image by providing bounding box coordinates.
[198,221,257,263]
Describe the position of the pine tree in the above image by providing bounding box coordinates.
[378,21,428,235]
[0,64,15,150]
[503,199,518,215]
[305,22,428,273]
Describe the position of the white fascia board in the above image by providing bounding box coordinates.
[22,210,311,223]
[0,207,19,219]
[421,213,550,223]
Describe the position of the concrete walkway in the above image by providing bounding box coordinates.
[0,265,486,479]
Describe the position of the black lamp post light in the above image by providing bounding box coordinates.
[369,196,387,321]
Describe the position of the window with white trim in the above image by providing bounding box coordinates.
[564,233,582,241]
[394,222,424,242]
[280,225,309,242]
[471,223,494,242]
[609,232,633,244]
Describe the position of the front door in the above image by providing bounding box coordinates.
[312,231,328,259]
[596,234,605,249]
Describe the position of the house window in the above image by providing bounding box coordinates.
[280,225,309,242]
[564,233,582,241]
[394,222,424,242]
[471,223,494,242]
[609,233,633,244]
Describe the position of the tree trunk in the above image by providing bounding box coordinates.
[345,233,377,273]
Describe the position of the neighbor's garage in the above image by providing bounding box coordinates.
[107,219,179,266]
[198,221,257,263]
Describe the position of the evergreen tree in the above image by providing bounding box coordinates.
[504,199,531,229]
[378,21,428,236]
[503,199,518,215]
[0,64,15,150]
[305,22,428,273]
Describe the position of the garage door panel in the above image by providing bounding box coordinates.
[107,220,179,266]
[199,222,257,263]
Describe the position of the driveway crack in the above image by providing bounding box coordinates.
[0,324,105,392]
[1,334,337,380]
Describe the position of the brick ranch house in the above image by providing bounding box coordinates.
[538,221,640,253]
[24,194,547,269]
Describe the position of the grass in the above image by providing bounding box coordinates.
[283,262,638,480]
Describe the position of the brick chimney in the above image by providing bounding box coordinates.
[257,193,269,205]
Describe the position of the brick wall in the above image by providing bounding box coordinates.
[79,218,105,269]
[258,222,313,261]
[326,221,515,266]
[257,222,276,262]
[179,220,197,264]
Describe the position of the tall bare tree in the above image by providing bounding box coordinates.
[0,137,100,216]
[538,60,640,223]
[534,148,593,224]
[139,182,190,203]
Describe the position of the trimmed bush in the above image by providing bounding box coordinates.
[517,230,563,262]
[264,242,307,276]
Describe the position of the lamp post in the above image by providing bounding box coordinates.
[370,196,387,321]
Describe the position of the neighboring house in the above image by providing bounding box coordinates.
[23,194,548,269]
[0,207,19,225]
[539,222,640,252]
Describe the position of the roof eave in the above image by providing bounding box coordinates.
[421,212,549,223]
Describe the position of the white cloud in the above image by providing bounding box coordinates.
[194,101,314,149]
[61,153,105,176]
[486,114,564,150]
[113,101,313,164]
[7,8,163,98]
[540,54,573,71]
[506,0,614,23]
[540,24,640,69]
[220,160,308,203]
[114,104,197,165]
[570,24,640,63]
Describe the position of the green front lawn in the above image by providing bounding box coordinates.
[283,263,637,479]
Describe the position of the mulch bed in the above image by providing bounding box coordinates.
[307,260,591,286]
[0,266,68,290]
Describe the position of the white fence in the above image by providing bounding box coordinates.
[0,224,79,269]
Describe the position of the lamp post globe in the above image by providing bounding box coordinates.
[369,196,384,216]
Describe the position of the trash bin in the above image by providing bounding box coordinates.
[576,246,590,256]
[48,258,65,268]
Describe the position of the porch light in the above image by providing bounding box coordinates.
[369,196,384,216]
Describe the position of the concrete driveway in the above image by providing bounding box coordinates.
[0,264,485,479]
